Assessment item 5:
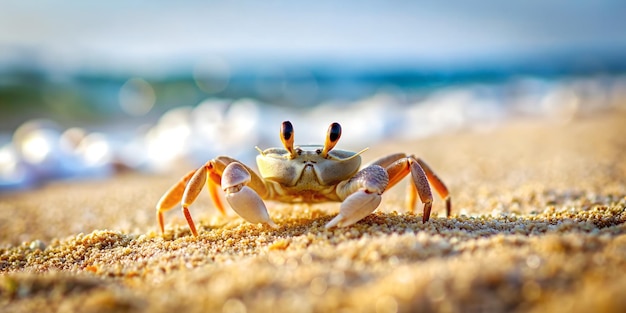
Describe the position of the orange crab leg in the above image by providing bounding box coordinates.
[179,165,211,236]
[370,153,451,222]
[414,157,451,217]
[368,152,407,169]
[385,157,434,222]
[207,170,226,215]
[156,170,195,234]
[155,156,269,236]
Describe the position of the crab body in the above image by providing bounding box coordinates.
[156,121,451,236]
[256,145,362,203]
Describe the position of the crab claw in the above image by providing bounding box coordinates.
[222,163,277,228]
[325,190,382,228]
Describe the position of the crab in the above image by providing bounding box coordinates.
[156,121,451,236]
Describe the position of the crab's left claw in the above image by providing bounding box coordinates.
[326,189,382,228]
[327,165,389,228]
[222,162,277,228]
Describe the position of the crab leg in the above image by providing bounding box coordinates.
[385,157,433,222]
[180,166,210,236]
[156,170,196,234]
[383,155,451,222]
[221,162,277,228]
[326,165,390,228]
[414,157,451,217]
[368,152,407,168]
[155,156,270,236]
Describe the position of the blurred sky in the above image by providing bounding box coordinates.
[1,0,626,76]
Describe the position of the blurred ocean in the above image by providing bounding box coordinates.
[1,1,626,191]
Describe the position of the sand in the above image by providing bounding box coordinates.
[1,110,625,313]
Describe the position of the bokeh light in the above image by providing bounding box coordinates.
[76,133,112,166]
[193,55,231,94]
[119,78,156,117]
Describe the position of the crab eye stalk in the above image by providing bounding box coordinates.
[321,122,341,158]
[280,121,297,159]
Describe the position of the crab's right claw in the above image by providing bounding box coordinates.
[325,190,382,228]
[222,163,277,228]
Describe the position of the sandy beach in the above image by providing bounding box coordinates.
[1,110,625,313]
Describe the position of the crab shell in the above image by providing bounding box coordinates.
[256,145,362,187]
